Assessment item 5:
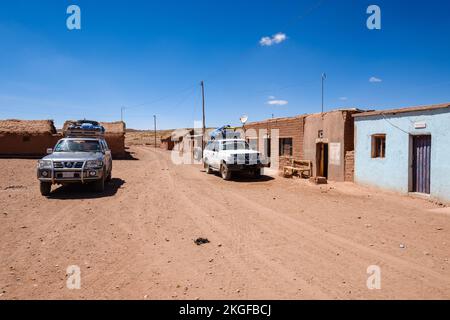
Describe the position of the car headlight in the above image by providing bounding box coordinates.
[38,160,52,169]
[226,154,237,164]
[85,160,103,168]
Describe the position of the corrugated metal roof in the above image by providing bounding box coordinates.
[353,103,450,118]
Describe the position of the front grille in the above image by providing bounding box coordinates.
[53,161,84,169]
[55,172,81,179]
[232,154,259,165]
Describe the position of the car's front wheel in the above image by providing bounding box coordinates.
[220,163,232,180]
[106,169,112,182]
[93,176,105,192]
[253,168,261,178]
[40,181,52,196]
[204,160,213,174]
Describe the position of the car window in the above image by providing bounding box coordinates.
[222,141,249,151]
[213,142,219,152]
[105,140,110,151]
[101,140,109,151]
[54,140,102,152]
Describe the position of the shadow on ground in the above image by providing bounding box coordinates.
[201,170,275,182]
[114,150,139,161]
[47,178,125,199]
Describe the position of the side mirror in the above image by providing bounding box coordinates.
[46,148,53,154]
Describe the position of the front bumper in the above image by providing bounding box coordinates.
[37,166,104,184]
[226,163,264,171]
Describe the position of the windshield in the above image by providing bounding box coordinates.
[54,140,102,152]
[222,141,249,151]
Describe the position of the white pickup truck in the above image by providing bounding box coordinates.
[203,139,264,180]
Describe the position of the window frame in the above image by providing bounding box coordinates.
[279,137,293,157]
[371,134,386,158]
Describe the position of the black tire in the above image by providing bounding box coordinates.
[204,160,213,174]
[253,168,261,179]
[220,163,232,180]
[40,181,52,196]
[93,176,105,193]
[106,170,112,182]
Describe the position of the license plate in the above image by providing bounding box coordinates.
[62,172,75,178]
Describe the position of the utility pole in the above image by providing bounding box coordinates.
[321,73,327,114]
[153,115,157,149]
[121,106,125,122]
[200,81,206,155]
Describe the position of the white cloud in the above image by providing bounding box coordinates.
[369,76,382,83]
[260,32,287,46]
[268,95,276,100]
[339,97,348,101]
[267,99,288,106]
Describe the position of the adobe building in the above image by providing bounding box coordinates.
[101,121,126,158]
[63,120,126,158]
[245,115,306,169]
[353,103,450,203]
[0,119,61,157]
[160,134,175,150]
[244,109,363,181]
[303,109,363,181]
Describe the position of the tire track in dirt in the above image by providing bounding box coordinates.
[147,147,450,299]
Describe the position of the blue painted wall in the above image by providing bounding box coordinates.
[354,108,450,202]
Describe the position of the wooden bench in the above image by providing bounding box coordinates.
[283,160,312,178]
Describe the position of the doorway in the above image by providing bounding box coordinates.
[412,135,431,194]
[316,143,329,178]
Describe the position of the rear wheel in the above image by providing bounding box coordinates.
[220,163,232,180]
[40,182,52,196]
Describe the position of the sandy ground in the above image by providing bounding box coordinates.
[1,146,450,300]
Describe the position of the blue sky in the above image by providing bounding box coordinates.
[0,0,450,129]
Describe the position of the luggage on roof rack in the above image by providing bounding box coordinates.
[209,125,242,140]
[64,120,105,138]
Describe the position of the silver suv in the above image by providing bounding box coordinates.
[37,137,113,196]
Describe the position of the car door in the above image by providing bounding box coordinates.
[203,141,213,165]
[211,141,221,169]
[102,140,112,173]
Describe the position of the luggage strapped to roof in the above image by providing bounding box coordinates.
[64,120,105,138]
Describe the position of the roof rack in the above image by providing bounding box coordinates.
[209,125,242,140]
[64,120,105,138]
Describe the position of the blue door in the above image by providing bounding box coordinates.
[412,135,431,194]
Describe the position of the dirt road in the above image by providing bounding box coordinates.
[1,146,450,299]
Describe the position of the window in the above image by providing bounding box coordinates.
[221,140,249,151]
[318,130,324,139]
[279,138,293,156]
[371,134,386,158]
[103,140,110,151]
[54,139,102,152]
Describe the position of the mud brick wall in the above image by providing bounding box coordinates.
[245,116,306,170]
[105,134,126,158]
[345,150,355,182]
[0,133,61,157]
